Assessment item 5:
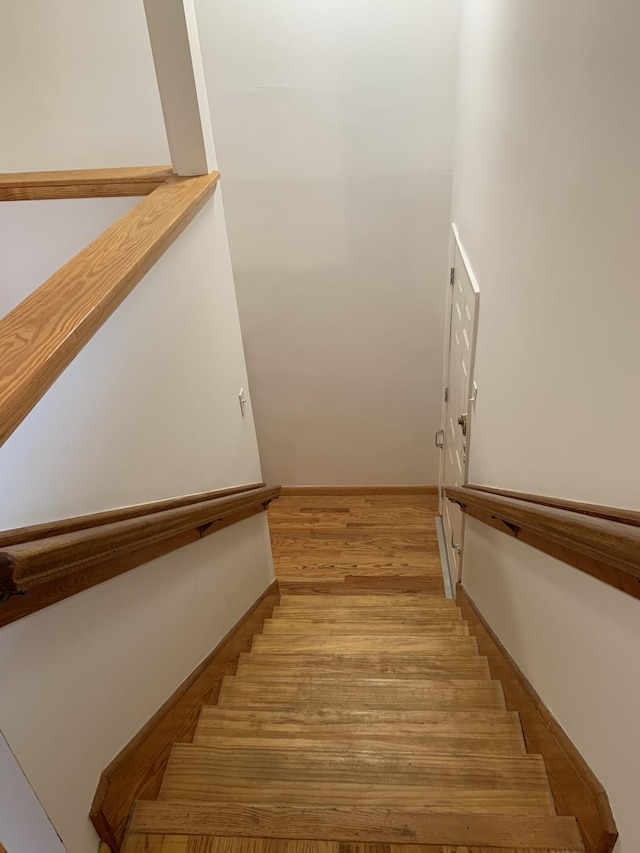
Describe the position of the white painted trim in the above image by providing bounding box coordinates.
[143,0,216,175]
[435,515,454,599]
[436,231,456,517]
[451,223,481,294]
[439,222,481,586]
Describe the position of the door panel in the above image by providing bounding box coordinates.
[439,235,478,588]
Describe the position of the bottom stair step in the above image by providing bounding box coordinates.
[128,801,585,850]
[158,744,556,816]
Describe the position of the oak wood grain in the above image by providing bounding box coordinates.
[463,503,640,602]
[260,619,470,635]
[233,652,491,680]
[122,830,584,853]
[127,805,584,850]
[467,484,640,527]
[0,172,219,448]
[268,494,444,595]
[232,652,488,682]
[250,634,478,654]
[113,494,591,853]
[0,166,174,200]
[0,503,267,629]
[194,705,525,754]
[276,595,454,608]
[0,483,264,548]
[217,675,506,711]
[447,486,640,580]
[0,485,279,593]
[280,487,438,496]
[458,585,617,853]
[158,744,554,815]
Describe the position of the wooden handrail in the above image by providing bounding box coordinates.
[467,484,640,528]
[0,166,174,201]
[0,482,265,548]
[447,485,640,599]
[0,171,219,449]
[0,485,279,593]
[0,483,280,626]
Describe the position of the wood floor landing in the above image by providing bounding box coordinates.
[122,494,584,853]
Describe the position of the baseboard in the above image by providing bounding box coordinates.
[279,485,438,496]
[457,583,617,853]
[90,579,281,852]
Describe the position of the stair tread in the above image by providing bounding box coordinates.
[129,802,584,850]
[276,598,456,603]
[261,621,470,635]
[124,836,583,853]
[116,498,586,853]
[278,595,448,604]
[219,691,504,713]
[192,733,525,755]
[219,675,505,711]
[273,601,461,619]
[269,610,463,627]
[195,706,522,725]
[275,603,461,612]
[195,704,526,754]
[158,744,555,816]
[223,675,497,687]
[236,651,491,678]
[251,635,479,654]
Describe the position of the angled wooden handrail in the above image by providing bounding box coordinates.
[447,485,640,599]
[0,482,265,548]
[0,171,219,449]
[0,484,279,593]
[0,166,174,201]
[467,483,640,528]
[0,483,280,626]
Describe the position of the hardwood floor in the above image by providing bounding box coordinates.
[122,494,584,853]
[270,495,444,594]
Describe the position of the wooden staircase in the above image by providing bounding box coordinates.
[122,495,585,853]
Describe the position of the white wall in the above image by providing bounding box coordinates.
[0,732,66,853]
[0,196,274,853]
[453,1,640,849]
[0,4,273,852]
[0,0,169,170]
[0,198,262,525]
[196,0,462,485]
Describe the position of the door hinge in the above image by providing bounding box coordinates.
[450,267,455,286]
[440,485,445,499]
[444,386,449,403]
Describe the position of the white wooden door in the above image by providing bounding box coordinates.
[438,231,479,588]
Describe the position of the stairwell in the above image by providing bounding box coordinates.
[121,493,585,853]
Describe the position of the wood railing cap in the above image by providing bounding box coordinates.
[0,171,220,450]
[0,483,280,624]
[446,484,640,582]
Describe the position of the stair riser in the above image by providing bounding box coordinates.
[192,734,525,754]
[274,604,461,612]
[261,622,470,635]
[235,664,490,680]
[236,653,491,678]
[251,637,479,654]
[218,689,506,711]
[129,802,585,850]
[158,781,555,816]
[197,707,523,726]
